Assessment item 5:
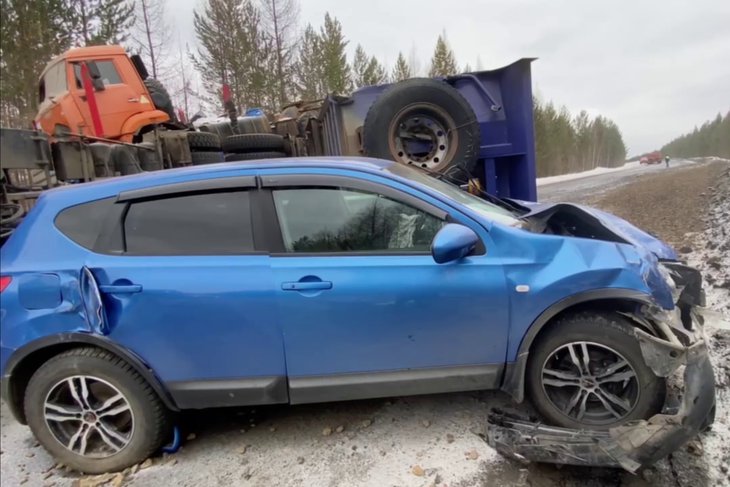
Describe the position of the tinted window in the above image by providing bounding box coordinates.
[273,188,444,253]
[55,197,115,249]
[124,191,253,255]
[73,60,122,88]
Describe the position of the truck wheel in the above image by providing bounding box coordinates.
[24,348,170,474]
[143,78,176,123]
[362,78,480,174]
[191,151,224,165]
[526,312,665,430]
[225,151,286,162]
[223,134,285,153]
[187,132,221,152]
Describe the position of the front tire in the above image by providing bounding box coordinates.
[526,312,665,430]
[24,348,170,473]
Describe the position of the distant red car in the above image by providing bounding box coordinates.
[641,151,663,164]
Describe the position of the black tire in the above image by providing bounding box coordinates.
[223,134,284,153]
[225,151,286,162]
[24,348,170,474]
[187,131,221,152]
[143,78,176,123]
[362,78,480,174]
[191,151,224,165]
[526,312,665,430]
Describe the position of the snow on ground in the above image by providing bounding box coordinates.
[537,161,642,186]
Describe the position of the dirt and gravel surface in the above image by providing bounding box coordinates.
[1,159,729,487]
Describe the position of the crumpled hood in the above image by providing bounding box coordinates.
[509,200,679,261]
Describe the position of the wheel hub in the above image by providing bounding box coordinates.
[388,103,457,171]
[44,375,134,458]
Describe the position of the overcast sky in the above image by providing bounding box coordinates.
[169,0,730,155]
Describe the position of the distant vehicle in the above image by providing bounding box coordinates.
[0,158,714,474]
[640,151,663,164]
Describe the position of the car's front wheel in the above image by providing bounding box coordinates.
[24,348,170,473]
[526,312,665,430]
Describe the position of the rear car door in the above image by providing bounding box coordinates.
[260,173,510,404]
[84,177,286,409]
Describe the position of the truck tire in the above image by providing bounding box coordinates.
[143,78,176,123]
[225,151,286,162]
[362,78,480,174]
[191,151,224,165]
[24,347,170,474]
[526,312,665,430]
[223,134,285,153]
[187,132,221,152]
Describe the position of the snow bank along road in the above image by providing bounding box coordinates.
[1,159,729,487]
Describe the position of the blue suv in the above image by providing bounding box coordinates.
[0,158,714,473]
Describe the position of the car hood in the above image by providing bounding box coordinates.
[506,200,678,261]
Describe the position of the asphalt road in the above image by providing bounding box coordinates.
[538,159,697,203]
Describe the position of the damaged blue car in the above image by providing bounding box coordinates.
[0,158,715,473]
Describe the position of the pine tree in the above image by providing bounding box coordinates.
[0,0,70,127]
[132,0,171,80]
[428,33,457,77]
[661,111,730,158]
[291,24,323,99]
[362,57,387,86]
[64,0,134,46]
[352,44,369,88]
[318,13,350,94]
[392,52,411,82]
[259,0,299,107]
[463,63,472,73]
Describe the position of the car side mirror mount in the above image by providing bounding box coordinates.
[431,223,480,264]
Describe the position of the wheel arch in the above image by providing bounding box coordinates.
[2,333,179,424]
[500,288,654,403]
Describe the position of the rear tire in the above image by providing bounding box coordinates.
[191,151,224,165]
[223,134,284,153]
[24,348,170,474]
[526,312,665,430]
[224,151,286,162]
[187,132,221,152]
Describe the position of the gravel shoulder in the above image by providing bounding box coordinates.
[1,161,729,487]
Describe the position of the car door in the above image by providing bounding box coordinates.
[85,177,287,409]
[260,172,510,404]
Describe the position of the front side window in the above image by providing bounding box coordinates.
[73,60,123,88]
[124,191,253,255]
[272,188,444,253]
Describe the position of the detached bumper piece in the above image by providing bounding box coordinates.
[487,330,716,472]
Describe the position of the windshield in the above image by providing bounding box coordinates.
[387,164,522,227]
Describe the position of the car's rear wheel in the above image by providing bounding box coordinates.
[526,312,665,430]
[24,348,170,473]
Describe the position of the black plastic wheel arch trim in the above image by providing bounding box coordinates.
[500,288,654,403]
[1,332,180,424]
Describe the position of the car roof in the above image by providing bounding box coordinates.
[42,157,396,207]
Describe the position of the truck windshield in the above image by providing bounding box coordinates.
[386,164,522,226]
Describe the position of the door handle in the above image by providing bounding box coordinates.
[281,281,332,291]
[98,284,142,294]
[127,97,139,103]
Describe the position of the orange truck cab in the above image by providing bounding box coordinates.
[34,45,169,142]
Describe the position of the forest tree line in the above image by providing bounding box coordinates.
[1,0,629,176]
[661,112,730,159]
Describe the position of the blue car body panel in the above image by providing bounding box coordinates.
[0,157,678,410]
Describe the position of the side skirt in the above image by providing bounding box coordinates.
[289,364,503,405]
[167,376,288,409]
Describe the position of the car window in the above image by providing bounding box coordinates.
[55,197,115,249]
[73,60,123,88]
[124,191,253,255]
[272,187,444,253]
[41,62,68,101]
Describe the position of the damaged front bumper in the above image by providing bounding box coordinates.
[488,295,716,472]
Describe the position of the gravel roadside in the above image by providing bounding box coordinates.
[1,161,729,487]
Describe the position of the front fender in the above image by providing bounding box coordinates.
[118,109,169,142]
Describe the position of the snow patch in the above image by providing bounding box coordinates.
[537,162,642,186]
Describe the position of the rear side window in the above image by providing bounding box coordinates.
[55,197,115,249]
[124,191,253,255]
